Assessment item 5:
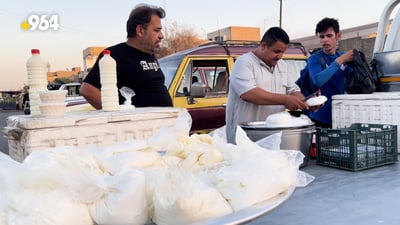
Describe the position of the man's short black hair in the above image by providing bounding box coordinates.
[315,17,340,35]
[126,3,166,38]
[261,27,290,47]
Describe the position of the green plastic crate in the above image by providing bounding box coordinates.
[316,123,398,171]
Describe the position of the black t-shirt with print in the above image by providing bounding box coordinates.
[84,43,173,107]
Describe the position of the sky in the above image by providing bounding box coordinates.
[0,0,397,91]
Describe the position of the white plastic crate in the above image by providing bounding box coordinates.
[332,92,400,153]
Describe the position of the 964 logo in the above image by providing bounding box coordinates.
[21,14,60,31]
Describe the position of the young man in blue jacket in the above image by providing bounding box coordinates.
[308,17,354,128]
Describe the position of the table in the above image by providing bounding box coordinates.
[248,159,400,225]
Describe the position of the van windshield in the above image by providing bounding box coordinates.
[159,58,181,89]
[284,59,307,81]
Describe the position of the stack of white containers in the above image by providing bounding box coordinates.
[38,90,67,117]
[26,49,48,116]
[99,50,119,111]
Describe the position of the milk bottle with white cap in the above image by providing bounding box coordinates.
[99,50,119,111]
[26,49,47,116]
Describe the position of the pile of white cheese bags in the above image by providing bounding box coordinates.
[0,111,314,225]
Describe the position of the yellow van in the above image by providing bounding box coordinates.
[159,41,308,133]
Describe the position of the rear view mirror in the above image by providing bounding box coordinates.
[183,87,190,96]
[190,84,206,97]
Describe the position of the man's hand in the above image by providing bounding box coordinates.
[336,49,354,65]
[284,95,309,111]
[80,82,102,109]
[309,104,324,112]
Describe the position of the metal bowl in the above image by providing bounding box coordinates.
[240,121,315,167]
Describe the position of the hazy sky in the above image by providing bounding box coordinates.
[0,0,397,90]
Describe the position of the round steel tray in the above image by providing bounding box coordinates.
[196,186,295,225]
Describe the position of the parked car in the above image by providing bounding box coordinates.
[58,82,88,107]
[159,40,308,133]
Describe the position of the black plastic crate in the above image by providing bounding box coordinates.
[316,123,398,171]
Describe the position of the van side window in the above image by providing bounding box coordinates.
[212,71,229,92]
[176,59,230,97]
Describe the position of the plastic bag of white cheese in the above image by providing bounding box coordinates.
[88,168,148,225]
[0,152,27,195]
[93,139,161,175]
[213,126,298,211]
[22,146,108,204]
[3,189,93,225]
[215,149,296,211]
[152,168,233,225]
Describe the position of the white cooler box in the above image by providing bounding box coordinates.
[332,92,400,153]
[3,107,186,162]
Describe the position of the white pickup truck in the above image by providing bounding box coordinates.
[332,0,400,153]
[373,0,400,90]
[58,82,88,107]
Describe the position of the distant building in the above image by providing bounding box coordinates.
[82,47,106,76]
[207,22,392,62]
[207,26,260,41]
[47,67,82,83]
[292,22,381,52]
[292,20,393,61]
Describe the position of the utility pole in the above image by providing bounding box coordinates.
[279,0,282,28]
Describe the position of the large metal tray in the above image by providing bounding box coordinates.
[199,186,295,225]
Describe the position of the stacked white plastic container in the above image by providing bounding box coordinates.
[26,49,48,116]
[99,50,119,111]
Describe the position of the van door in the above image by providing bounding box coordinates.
[170,57,232,133]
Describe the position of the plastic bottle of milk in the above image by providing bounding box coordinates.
[99,50,119,111]
[26,49,47,116]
